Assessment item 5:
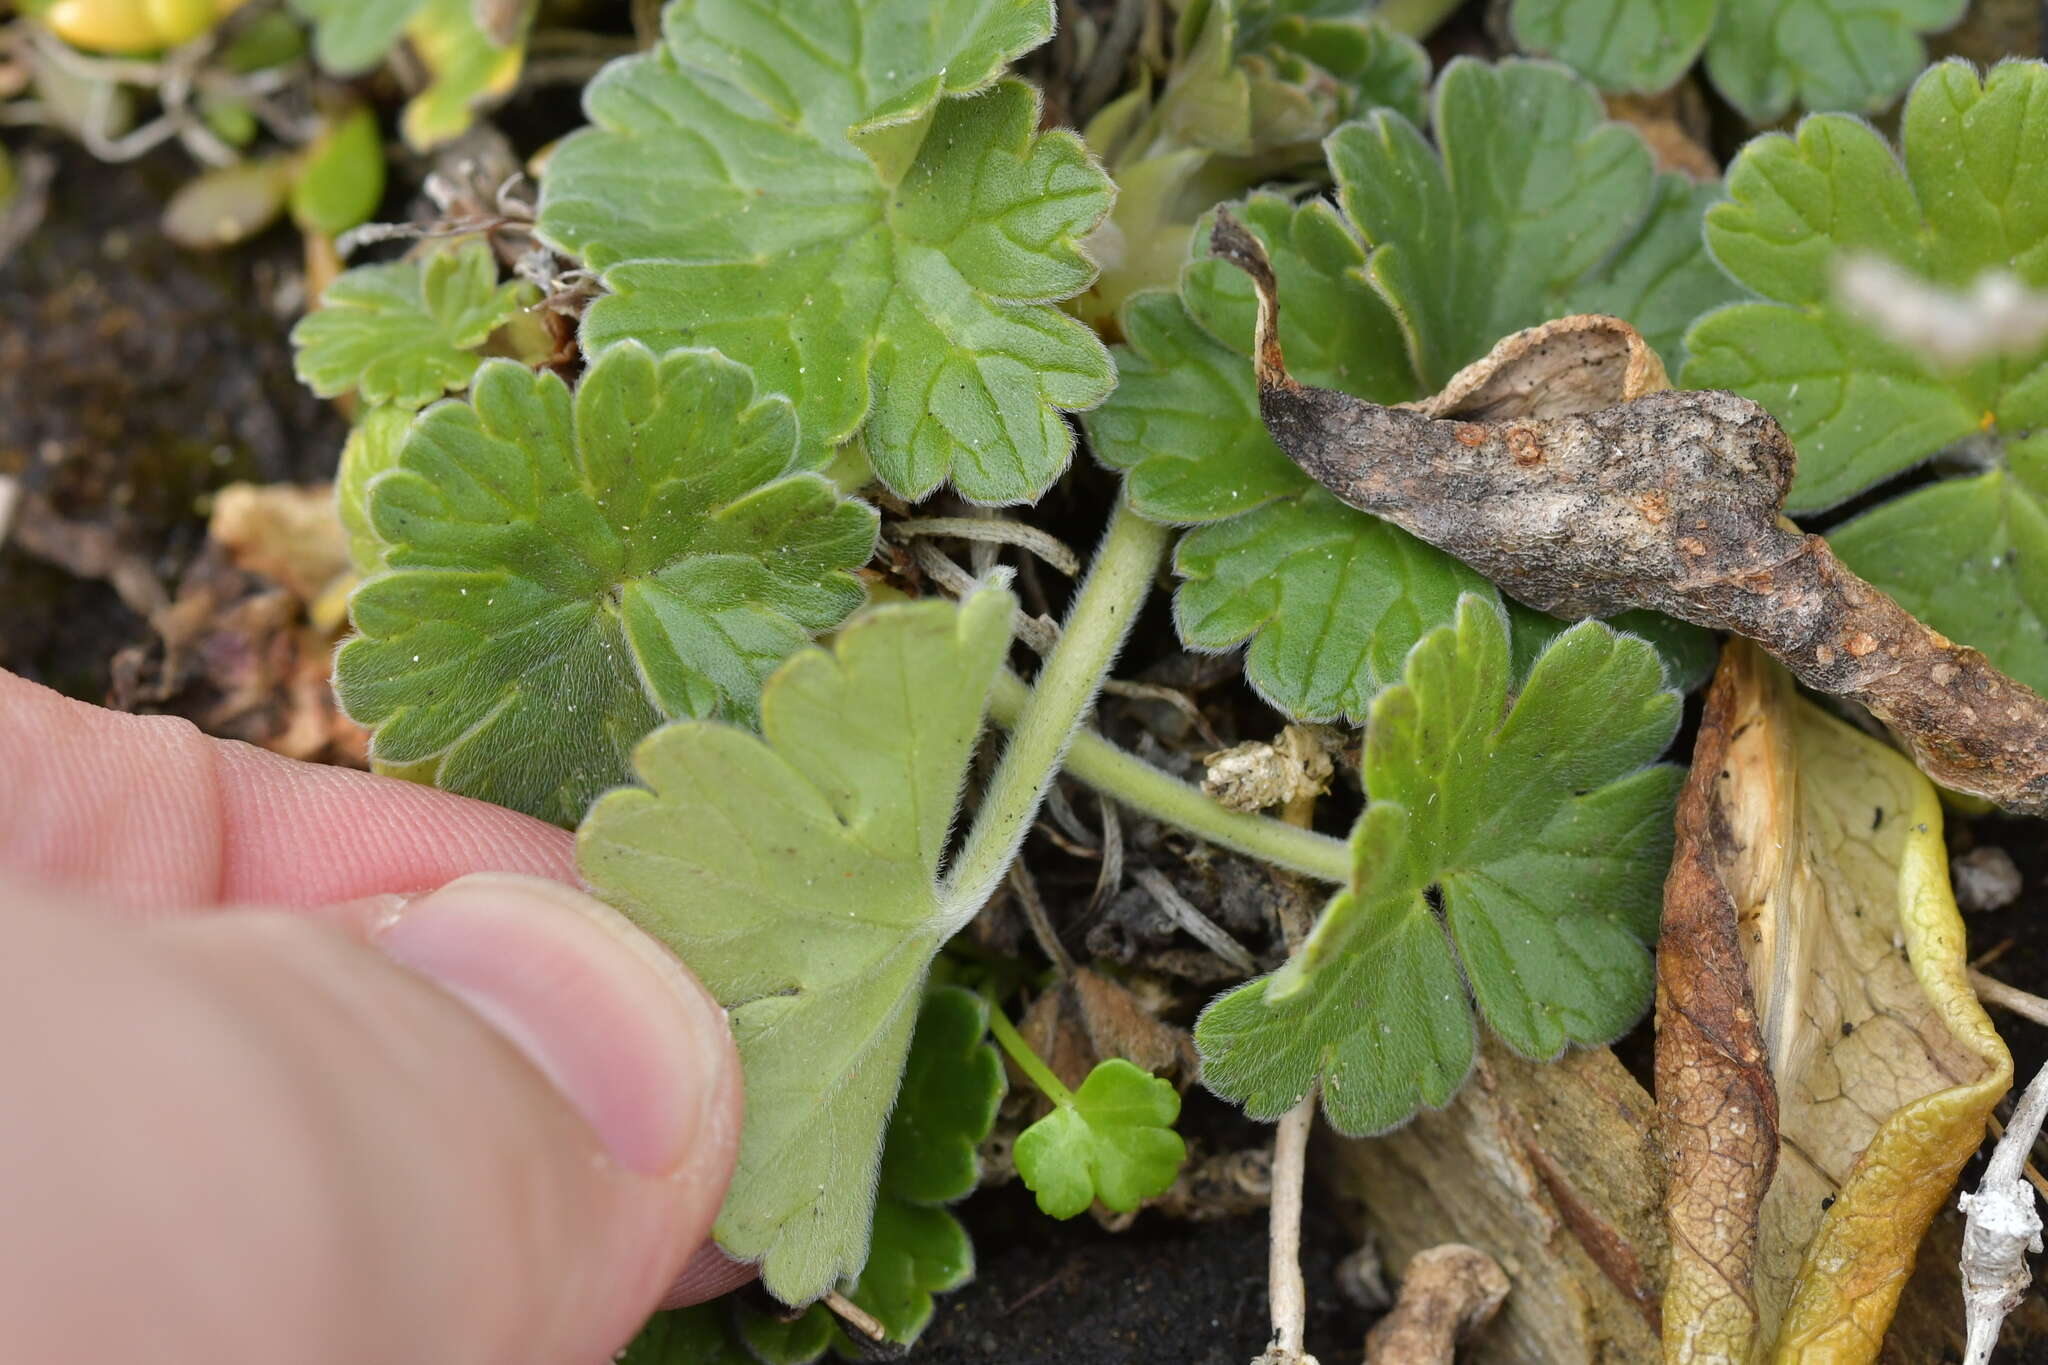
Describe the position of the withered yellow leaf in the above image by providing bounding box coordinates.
[1660,643,2010,1364]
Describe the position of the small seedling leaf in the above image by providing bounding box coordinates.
[1013,1059,1185,1219]
[577,591,1014,1305]
[1196,594,1682,1135]
[1684,59,2048,692]
[293,240,531,409]
[335,343,877,826]
[535,0,1113,501]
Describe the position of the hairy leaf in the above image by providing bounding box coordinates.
[578,592,1013,1305]
[1014,1059,1185,1218]
[1684,60,2048,690]
[289,0,413,73]
[1509,0,1714,95]
[292,240,531,409]
[1196,595,1682,1135]
[535,0,1112,502]
[1332,58,1655,390]
[1086,100,1730,721]
[1703,0,1966,124]
[335,344,876,826]
[335,404,410,574]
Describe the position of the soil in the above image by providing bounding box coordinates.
[919,1180,1369,1364]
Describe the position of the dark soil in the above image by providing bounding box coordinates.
[919,1179,1368,1365]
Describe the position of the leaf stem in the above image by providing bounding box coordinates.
[941,500,1170,923]
[986,672,1353,885]
[986,1001,1076,1110]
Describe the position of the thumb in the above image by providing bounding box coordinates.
[0,872,743,1365]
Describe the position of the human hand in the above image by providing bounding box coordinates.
[0,668,747,1364]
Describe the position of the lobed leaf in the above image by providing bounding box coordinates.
[578,592,1014,1305]
[1195,595,1682,1135]
[1508,0,1714,96]
[1013,1059,1185,1219]
[1702,0,1966,124]
[535,0,1112,502]
[1684,59,2048,690]
[1085,73,1734,723]
[292,239,532,410]
[335,343,877,827]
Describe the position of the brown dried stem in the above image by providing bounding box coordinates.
[1361,1244,1511,1365]
[1209,211,2048,816]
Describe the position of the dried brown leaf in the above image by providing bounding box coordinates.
[1658,642,2012,1363]
[1209,212,2048,816]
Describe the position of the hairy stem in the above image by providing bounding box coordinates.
[987,1001,1076,1109]
[941,501,1170,924]
[986,671,1353,885]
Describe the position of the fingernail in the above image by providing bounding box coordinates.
[375,872,733,1176]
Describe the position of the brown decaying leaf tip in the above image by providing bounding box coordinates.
[1208,210,2048,816]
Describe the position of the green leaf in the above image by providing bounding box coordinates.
[1508,601,1719,694]
[535,1,1111,502]
[1703,0,1966,124]
[335,344,877,827]
[1086,147,1726,721]
[618,1304,753,1365]
[1014,1059,1185,1219]
[577,591,1015,1304]
[336,404,411,574]
[1176,489,1496,723]
[290,0,415,71]
[399,0,529,150]
[288,105,385,238]
[292,240,531,409]
[1195,595,1682,1135]
[1683,60,2048,689]
[1508,0,1714,95]
[737,1303,836,1365]
[1331,57,1656,391]
[1562,172,1744,375]
[879,987,1005,1206]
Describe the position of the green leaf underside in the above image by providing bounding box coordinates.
[292,240,530,409]
[619,987,1000,1360]
[1084,65,1731,721]
[1703,0,1967,124]
[577,592,1014,1306]
[1014,1059,1185,1219]
[334,344,877,827]
[535,0,1114,502]
[1509,0,1714,95]
[1195,596,1682,1135]
[1683,60,2048,689]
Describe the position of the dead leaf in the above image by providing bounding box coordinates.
[1658,642,2012,1363]
[1202,724,1339,814]
[1209,212,2048,816]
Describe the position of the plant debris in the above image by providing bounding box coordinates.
[1209,209,2048,816]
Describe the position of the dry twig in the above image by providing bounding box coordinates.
[1959,1059,2048,1365]
[1361,1245,1510,1365]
